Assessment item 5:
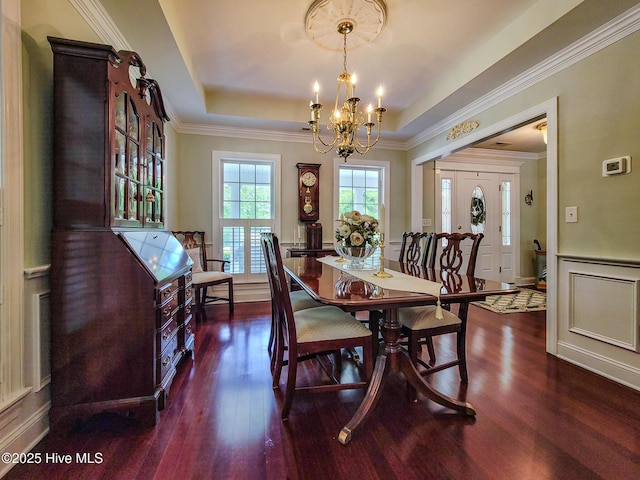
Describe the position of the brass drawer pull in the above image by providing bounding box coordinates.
[162,329,172,340]
[163,355,172,367]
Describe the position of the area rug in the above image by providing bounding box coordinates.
[472,288,546,314]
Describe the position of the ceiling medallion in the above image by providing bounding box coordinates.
[305,0,387,51]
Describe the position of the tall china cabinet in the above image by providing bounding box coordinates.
[49,37,194,426]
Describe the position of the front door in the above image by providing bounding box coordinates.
[437,169,516,283]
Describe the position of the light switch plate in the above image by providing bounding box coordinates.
[422,218,432,227]
[565,206,578,223]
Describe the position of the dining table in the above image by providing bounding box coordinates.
[282,255,519,445]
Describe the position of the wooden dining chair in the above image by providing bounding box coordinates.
[259,236,322,372]
[172,231,234,322]
[399,232,484,398]
[398,232,432,267]
[260,232,373,420]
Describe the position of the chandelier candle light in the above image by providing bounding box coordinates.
[308,20,386,161]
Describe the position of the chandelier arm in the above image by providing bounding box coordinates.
[312,129,339,151]
[356,132,381,149]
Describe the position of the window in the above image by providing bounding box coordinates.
[213,152,280,283]
[334,158,390,229]
[501,181,511,246]
[441,178,452,234]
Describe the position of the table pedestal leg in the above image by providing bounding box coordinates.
[338,309,476,445]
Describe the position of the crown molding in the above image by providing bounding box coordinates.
[406,3,640,150]
[176,122,406,151]
[74,1,640,151]
[69,0,131,51]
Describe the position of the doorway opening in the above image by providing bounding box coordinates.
[410,98,557,354]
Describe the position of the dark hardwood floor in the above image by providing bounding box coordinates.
[5,301,640,480]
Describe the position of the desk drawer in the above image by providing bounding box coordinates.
[158,278,180,304]
[157,334,178,385]
[157,315,178,354]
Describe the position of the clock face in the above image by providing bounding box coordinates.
[301,171,317,187]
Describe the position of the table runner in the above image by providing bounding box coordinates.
[317,256,444,318]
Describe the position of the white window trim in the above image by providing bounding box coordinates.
[211,151,281,281]
[333,157,390,232]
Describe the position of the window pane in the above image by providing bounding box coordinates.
[240,163,255,183]
[338,166,381,220]
[442,178,452,233]
[222,160,273,220]
[501,181,511,246]
[240,184,255,202]
[255,165,271,184]
[352,169,366,187]
[224,162,239,183]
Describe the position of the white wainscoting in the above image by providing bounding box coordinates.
[569,271,639,351]
[557,256,640,391]
[0,266,52,478]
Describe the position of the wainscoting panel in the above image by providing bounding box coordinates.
[558,256,640,391]
[32,291,51,391]
[569,272,639,351]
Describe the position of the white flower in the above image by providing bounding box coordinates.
[335,210,379,247]
[348,210,361,222]
[350,232,365,246]
[338,224,351,238]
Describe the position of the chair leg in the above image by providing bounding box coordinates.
[425,336,436,363]
[268,309,275,356]
[281,351,298,421]
[194,286,204,323]
[456,329,469,382]
[228,279,234,313]
[272,322,285,388]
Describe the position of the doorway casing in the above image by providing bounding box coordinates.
[410,97,558,354]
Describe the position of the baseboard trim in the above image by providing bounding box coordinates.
[0,402,50,478]
[557,341,640,392]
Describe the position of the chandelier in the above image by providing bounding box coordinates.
[306,0,387,161]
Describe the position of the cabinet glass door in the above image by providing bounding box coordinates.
[113,92,142,226]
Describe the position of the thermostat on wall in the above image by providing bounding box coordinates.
[602,156,631,176]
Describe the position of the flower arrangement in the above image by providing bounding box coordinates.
[335,210,380,247]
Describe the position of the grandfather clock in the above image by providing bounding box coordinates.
[297,163,321,222]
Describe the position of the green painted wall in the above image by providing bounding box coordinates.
[173,135,407,245]
[410,28,640,261]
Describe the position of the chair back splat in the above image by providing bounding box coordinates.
[260,232,373,420]
[398,232,432,267]
[429,232,484,276]
[172,230,234,321]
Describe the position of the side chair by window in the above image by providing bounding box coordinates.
[261,232,373,420]
[172,231,234,322]
[399,232,483,399]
